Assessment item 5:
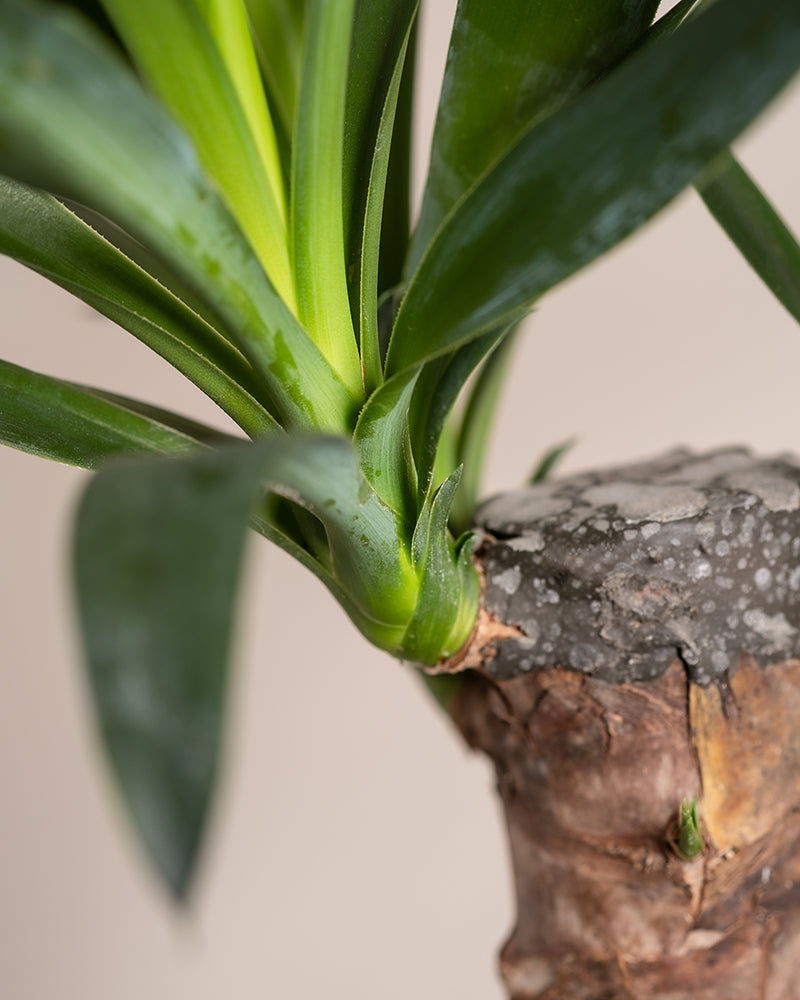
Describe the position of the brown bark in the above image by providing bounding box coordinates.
[454,655,800,999]
[437,449,800,998]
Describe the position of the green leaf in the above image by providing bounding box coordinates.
[245,0,304,140]
[697,149,800,327]
[387,0,800,377]
[0,177,277,436]
[404,469,479,663]
[0,0,354,432]
[291,0,362,396]
[342,0,419,389]
[73,434,422,896]
[0,358,216,469]
[529,437,577,485]
[408,0,659,272]
[354,369,419,525]
[377,19,417,301]
[101,0,292,306]
[407,327,509,499]
[641,0,699,43]
[450,328,520,534]
[74,446,263,898]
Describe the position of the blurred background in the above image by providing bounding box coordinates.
[2,3,799,998]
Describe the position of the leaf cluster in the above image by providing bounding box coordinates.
[1,0,799,895]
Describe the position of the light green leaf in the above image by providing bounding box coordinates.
[0,359,218,469]
[101,0,292,306]
[0,177,277,436]
[0,0,354,432]
[387,0,800,376]
[404,469,479,663]
[291,0,362,396]
[409,0,659,272]
[354,369,419,526]
[697,150,800,327]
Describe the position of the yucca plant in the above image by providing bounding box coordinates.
[2,0,800,996]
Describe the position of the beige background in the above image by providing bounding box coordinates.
[2,4,800,998]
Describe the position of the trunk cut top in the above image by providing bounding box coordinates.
[477,447,800,684]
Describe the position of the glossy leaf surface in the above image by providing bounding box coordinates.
[388,0,800,376]
[409,0,659,270]
[0,359,214,469]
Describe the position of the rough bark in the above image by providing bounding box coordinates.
[440,448,800,999]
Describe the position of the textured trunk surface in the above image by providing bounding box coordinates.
[440,449,800,999]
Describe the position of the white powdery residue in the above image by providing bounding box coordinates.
[743,608,798,649]
[711,650,729,672]
[691,560,712,581]
[727,471,800,513]
[715,540,731,558]
[754,567,772,592]
[507,532,545,553]
[666,450,753,484]
[790,567,800,592]
[737,557,749,570]
[640,522,661,539]
[582,482,707,523]
[493,566,522,596]
[481,489,572,528]
[716,577,734,590]
[624,529,639,541]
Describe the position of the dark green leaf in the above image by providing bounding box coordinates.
[74,434,419,896]
[245,0,305,139]
[697,149,800,327]
[0,0,354,431]
[407,327,509,499]
[408,0,659,271]
[377,19,417,299]
[0,359,213,469]
[342,0,419,387]
[0,178,277,436]
[388,0,800,376]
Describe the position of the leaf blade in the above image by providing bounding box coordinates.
[0,177,277,436]
[291,0,362,396]
[408,0,660,272]
[0,0,354,431]
[388,0,800,376]
[697,149,800,327]
[101,0,292,305]
[0,358,215,469]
